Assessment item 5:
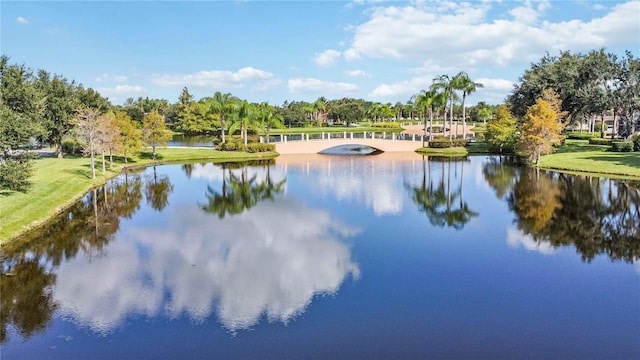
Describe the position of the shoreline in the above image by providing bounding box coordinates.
[0,149,278,247]
[2,142,639,246]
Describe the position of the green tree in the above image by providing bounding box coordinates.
[432,74,458,140]
[413,89,437,144]
[229,100,255,146]
[330,98,365,126]
[36,70,79,158]
[485,105,517,153]
[173,88,214,135]
[454,71,483,138]
[258,104,285,143]
[0,57,44,192]
[113,111,142,163]
[476,102,493,127]
[142,110,171,160]
[209,91,237,144]
[518,96,565,165]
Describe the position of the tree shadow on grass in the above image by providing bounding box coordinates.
[554,141,609,154]
[588,153,640,169]
[0,190,17,197]
[138,151,164,161]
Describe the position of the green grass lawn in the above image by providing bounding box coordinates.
[416,147,469,156]
[539,139,640,178]
[0,148,277,244]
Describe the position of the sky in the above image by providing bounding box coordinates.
[2,0,639,106]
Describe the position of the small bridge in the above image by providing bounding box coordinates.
[265,132,427,154]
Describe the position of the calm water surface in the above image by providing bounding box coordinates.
[2,154,639,359]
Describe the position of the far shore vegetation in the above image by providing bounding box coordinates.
[2,48,639,244]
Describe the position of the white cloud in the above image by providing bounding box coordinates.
[95,73,128,83]
[343,48,361,61]
[96,84,146,101]
[475,78,514,91]
[506,227,556,255]
[369,76,431,98]
[52,200,360,332]
[344,69,371,78]
[288,78,358,96]
[344,0,640,70]
[150,67,276,90]
[16,16,29,24]
[302,154,407,216]
[252,78,283,92]
[313,49,341,67]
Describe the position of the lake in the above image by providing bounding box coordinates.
[2,153,639,359]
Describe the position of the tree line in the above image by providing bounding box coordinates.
[2,48,638,191]
[467,49,637,163]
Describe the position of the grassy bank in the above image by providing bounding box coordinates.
[538,139,640,178]
[0,148,277,244]
[416,147,469,156]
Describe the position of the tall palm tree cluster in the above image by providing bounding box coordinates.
[411,72,484,141]
[173,89,286,145]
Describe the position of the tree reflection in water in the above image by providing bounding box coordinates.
[0,171,147,343]
[405,156,478,230]
[483,158,640,263]
[201,159,285,218]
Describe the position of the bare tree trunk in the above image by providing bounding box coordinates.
[90,151,96,179]
[221,117,226,144]
[101,151,106,173]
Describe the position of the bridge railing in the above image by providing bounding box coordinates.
[263,131,476,144]
[264,131,431,144]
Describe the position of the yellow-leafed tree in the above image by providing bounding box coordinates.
[518,95,565,165]
[114,111,142,163]
[142,110,171,160]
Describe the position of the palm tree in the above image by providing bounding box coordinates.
[229,100,255,146]
[209,92,237,144]
[414,89,437,146]
[313,97,328,126]
[454,72,484,139]
[394,101,404,121]
[258,104,284,143]
[431,75,459,140]
[476,102,493,127]
[428,82,449,137]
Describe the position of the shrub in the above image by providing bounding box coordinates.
[218,141,275,153]
[246,143,275,153]
[611,141,633,152]
[589,138,612,145]
[219,141,244,151]
[566,132,595,140]
[61,138,83,155]
[633,135,640,152]
[372,122,401,128]
[428,138,468,148]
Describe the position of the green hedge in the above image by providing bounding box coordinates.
[611,141,633,152]
[428,138,468,148]
[372,122,401,128]
[218,141,275,153]
[633,135,640,152]
[566,132,595,140]
[589,138,612,145]
[246,143,275,153]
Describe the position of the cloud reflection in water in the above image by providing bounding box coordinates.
[52,198,360,333]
